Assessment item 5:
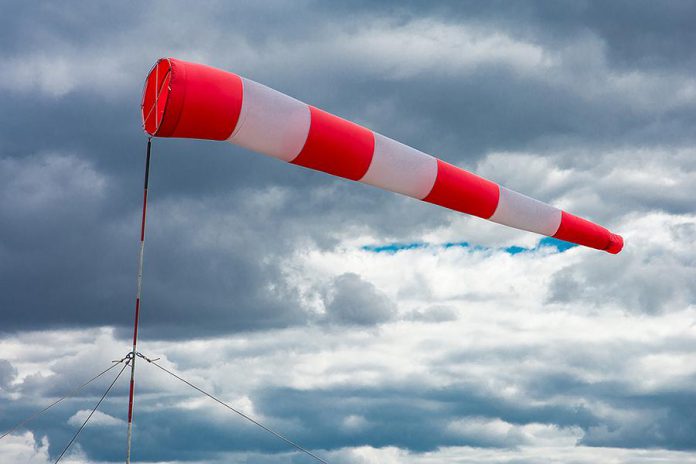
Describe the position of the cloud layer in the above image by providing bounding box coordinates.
[0,1,694,463]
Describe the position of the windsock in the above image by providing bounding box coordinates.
[141,58,623,254]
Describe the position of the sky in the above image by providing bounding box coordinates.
[0,1,695,463]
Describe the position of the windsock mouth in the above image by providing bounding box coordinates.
[139,57,243,140]
[141,58,173,136]
[604,233,624,254]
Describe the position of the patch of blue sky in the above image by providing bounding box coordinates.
[362,236,577,255]
[504,245,528,255]
[361,242,427,254]
[538,236,578,252]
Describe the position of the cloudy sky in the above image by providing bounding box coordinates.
[1,1,695,463]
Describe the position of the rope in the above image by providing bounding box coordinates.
[0,356,129,441]
[54,359,130,463]
[138,354,329,464]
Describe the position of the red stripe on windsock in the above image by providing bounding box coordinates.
[553,211,623,253]
[291,106,375,181]
[151,59,243,140]
[423,160,500,219]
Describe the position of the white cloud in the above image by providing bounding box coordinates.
[0,432,51,464]
[0,431,89,464]
[326,19,550,79]
[67,409,125,427]
[322,443,696,464]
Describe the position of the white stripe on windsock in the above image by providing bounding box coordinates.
[359,133,438,200]
[489,186,562,236]
[228,78,310,162]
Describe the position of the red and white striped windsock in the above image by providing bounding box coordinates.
[141,58,623,254]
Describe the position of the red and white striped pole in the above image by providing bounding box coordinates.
[125,137,151,464]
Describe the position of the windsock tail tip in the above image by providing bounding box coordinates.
[605,233,624,254]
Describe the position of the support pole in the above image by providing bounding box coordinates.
[126,137,152,464]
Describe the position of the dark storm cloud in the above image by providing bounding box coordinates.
[580,389,696,451]
[0,379,585,461]
[3,0,694,338]
[319,0,696,71]
[1,2,695,462]
[548,218,696,313]
[0,360,17,390]
[123,377,689,455]
[322,273,396,325]
[247,378,696,453]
